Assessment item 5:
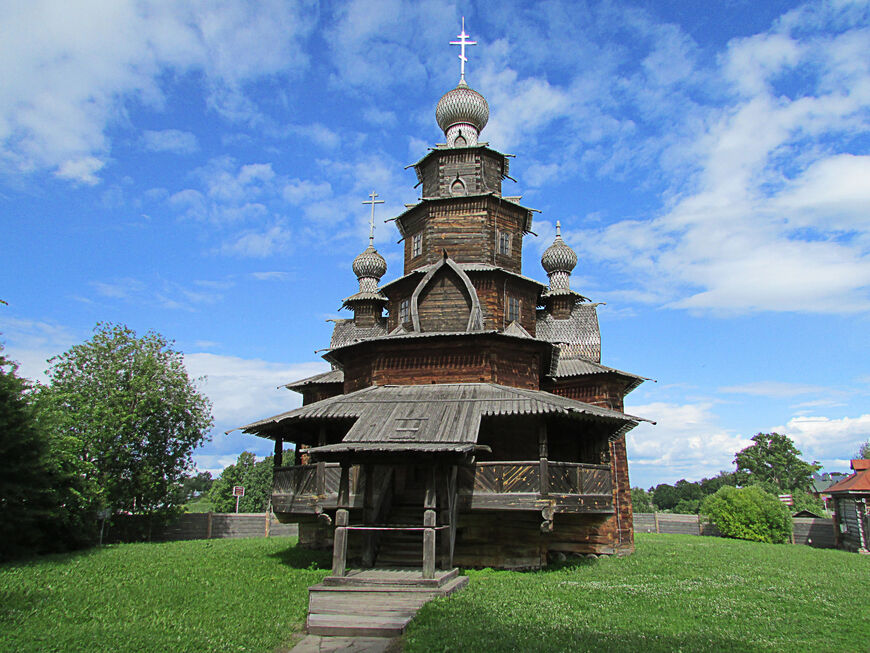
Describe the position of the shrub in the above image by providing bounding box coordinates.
[701,485,792,544]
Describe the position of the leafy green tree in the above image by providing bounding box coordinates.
[701,485,792,544]
[0,350,98,559]
[673,498,701,514]
[858,441,870,459]
[630,487,653,512]
[209,452,274,513]
[652,483,679,511]
[39,323,213,518]
[735,433,820,494]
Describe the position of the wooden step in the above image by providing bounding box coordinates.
[323,568,459,587]
[306,613,412,638]
[307,576,469,636]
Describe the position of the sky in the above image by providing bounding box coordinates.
[2,0,870,490]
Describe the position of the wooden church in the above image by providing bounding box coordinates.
[243,32,648,576]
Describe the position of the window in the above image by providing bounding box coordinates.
[412,233,422,258]
[508,296,520,323]
[451,178,466,196]
[399,299,410,324]
[498,231,511,256]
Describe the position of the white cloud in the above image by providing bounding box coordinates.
[571,11,870,315]
[0,317,81,382]
[773,413,870,462]
[220,224,293,258]
[627,401,753,485]
[142,129,199,154]
[183,352,328,428]
[0,0,313,183]
[283,179,333,205]
[718,381,829,398]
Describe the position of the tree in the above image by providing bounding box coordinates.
[734,433,820,494]
[0,349,98,560]
[652,483,679,511]
[39,323,213,518]
[209,452,274,513]
[857,441,870,459]
[701,486,792,544]
[630,487,653,512]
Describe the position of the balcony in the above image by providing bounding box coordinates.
[458,461,613,514]
[272,461,613,517]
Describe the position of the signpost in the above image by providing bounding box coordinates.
[233,486,245,513]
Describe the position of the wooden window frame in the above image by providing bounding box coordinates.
[507,296,520,323]
[399,298,410,324]
[498,230,511,256]
[412,233,422,258]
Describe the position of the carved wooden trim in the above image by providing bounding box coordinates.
[410,253,483,333]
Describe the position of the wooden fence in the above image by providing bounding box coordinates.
[633,513,837,549]
[151,513,298,542]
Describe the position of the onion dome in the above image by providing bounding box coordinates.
[352,244,387,293]
[541,221,578,292]
[436,79,489,147]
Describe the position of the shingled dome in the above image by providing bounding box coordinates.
[352,244,387,281]
[541,222,578,274]
[436,80,489,135]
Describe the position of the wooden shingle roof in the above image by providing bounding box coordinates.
[242,382,650,450]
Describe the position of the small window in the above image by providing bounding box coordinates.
[399,299,410,324]
[508,296,520,323]
[412,233,422,258]
[498,231,511,256]
[451,178,466,196]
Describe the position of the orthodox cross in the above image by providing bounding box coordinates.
[450,17,477,82]
[362,190,384,245]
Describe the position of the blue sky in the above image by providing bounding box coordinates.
[2,0,869,489]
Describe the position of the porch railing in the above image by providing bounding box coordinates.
[462,461,612,496]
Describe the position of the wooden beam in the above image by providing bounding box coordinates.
[273,437,283,468]
[538,422,549,498]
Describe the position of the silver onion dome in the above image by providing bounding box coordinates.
[541,222,578,275]
[352,245,387,291]
[436,79,489,137]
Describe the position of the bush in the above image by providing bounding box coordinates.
[701,485,792,544]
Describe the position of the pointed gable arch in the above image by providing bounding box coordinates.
[410,253,483,333]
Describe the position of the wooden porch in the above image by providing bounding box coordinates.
[271,459,614,518]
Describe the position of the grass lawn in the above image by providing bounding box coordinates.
[2,534,867,652]
[405,533,870,652]
[0,537,329,653]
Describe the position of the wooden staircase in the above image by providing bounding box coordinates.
[306,568,468,637]
[374,478,426,567]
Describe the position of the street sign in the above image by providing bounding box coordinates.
[233,486,245,513]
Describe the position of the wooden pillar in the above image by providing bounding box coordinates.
[362,464,375,567]
[273,437,283,468]
[423,466,437,579]
[538,422,549,497]
[315,426,327,496]
[331,462,351,577]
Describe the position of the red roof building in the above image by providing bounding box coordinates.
[823,459,870,553]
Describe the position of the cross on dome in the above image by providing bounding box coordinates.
[450,17,477,82]
[362,190,384,246]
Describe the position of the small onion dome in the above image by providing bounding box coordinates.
[436,79,489,136]
[541,222,577,275]
[352,244,387,293]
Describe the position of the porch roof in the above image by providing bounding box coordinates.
[240,382,650,445]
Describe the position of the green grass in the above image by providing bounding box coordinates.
[405,533,870,652]
[0,537,329,653]
[2,534,867,652]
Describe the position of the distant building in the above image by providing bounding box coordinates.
[823,460,870,553]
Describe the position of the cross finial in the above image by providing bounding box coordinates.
[449,17,477,82]
[362,191,384,246]
[556,220,562,238]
